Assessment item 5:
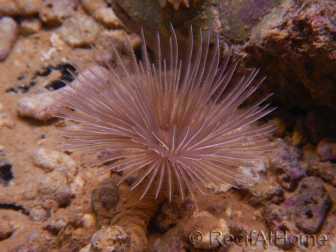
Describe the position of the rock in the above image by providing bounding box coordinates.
[247,0,336,112]
[264,204,301,249]
[81,213,97,229]
[38,170,72,206]
[268,142,306,191]
[44,217,68,235]
[0,113,15,128]
[0,16,18,61]
[294,177,332,233]
[30,205,50,222]
[39,0,78,26]
[15,0,42,16]
[317,137,336,162]
[94,30,141,65]
[0,219,14,241]
[49,32,66,50]
[113,0,336,113]
[237,158,268,187]
[93,8,124,29]
[210,156,269,194]
[267,118,289,139]
[151,228,184,252]
[309,161,336,187]
[19,17,42,35]
[305,109,336,144]
[153,199,179,233]
[246,173,284,206]
[265,203,294,230]
[9,234,45,252]
[229,223,244,238]
[72,65,111,88]
[111,0,287,55]
[0,0,42,17]
[17,91,63,120]
[160,0,191,9]
[70,176,86,195]
[224,207,232,219]
[128,33,142,51]
[0,1,18,17]
[40,46,57,61]
[91,226,129,252]
[183,211,229,250]
[179,197,195,218]
[267,109,300,139]
[33,148,77,176]
[274,222,300,249]
[79,244,91,252]
[60,14,101,47]
[291,116,307,147]
[91,186,119,227]
[81,0,107,15]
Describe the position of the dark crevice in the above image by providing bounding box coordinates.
[305,210,313,219]
[37,67,52,77]
[0,203,29,215]
[45,64,77,90]
[0,162,13,186]
[45,80,66,90]
[5,63,77,94]
[5,81,36,94]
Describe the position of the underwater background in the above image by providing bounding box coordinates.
[0,0,336,251]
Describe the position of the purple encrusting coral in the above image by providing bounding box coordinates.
[56,26,277,201]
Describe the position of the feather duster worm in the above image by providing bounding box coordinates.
[56,26,277,201]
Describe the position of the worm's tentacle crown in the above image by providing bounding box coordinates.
[56,25,277,201]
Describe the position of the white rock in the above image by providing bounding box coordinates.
[82,213,97,228]
[70,176,86,195]
[17,91,63,120]
[33,148,77,176]
[79,243,91,252]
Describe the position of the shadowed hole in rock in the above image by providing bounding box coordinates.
[305,210,313,219]
[281,176,291,183]
[275,168,286,176]
[5,82,36,94]
[37,67,52,76]
[0,203,29,215]
[277,223,291,233]
[0,162,13,186]
[45,64,77,91]
[45,80,67,90]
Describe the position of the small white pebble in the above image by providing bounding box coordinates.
[71,176,86,195]
[0,113,15,128]
[50,32,66,50]
[224,207,232,218]
[82,214,97,228]
[42,47,57,60]
[33,148,77,176]
[79,244,91,252]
